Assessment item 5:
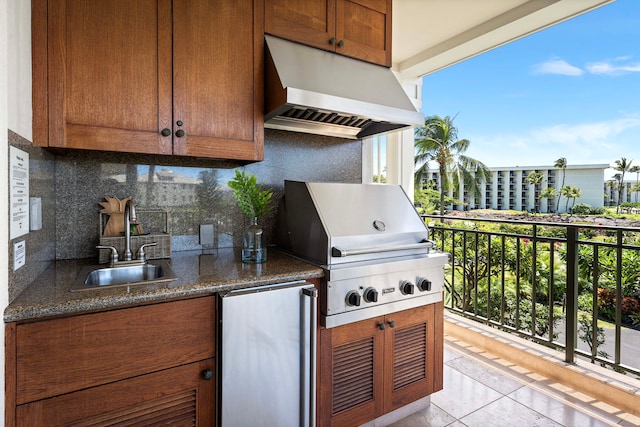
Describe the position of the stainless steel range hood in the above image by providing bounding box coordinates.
[265,35,424,139]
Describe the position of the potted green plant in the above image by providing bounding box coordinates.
[228,170,273,263]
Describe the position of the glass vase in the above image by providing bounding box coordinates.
[242,217,267,263]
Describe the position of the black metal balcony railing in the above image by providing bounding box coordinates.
[423,215,640,377]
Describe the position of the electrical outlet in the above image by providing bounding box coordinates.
[200,224,215,248]
[30,197,42,231]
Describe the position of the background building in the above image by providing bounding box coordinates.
[424,164,609,213]
[604,179,640,208]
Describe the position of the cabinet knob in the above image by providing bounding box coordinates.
[329,37,337,45]
[378,322,386,330]
[202,369,213,380]
[161,128,171,137]
[176,120,184,126]
[175,129,186,138]
[388,320,395,328]
[338,39,345,47]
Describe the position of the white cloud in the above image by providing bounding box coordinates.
[466,115,640,168]
[531,56,640,77]
[532,59,583,76]
[532,117,640,145]
[586,60,640,75]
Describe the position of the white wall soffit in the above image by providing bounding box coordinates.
[393,0,614,79]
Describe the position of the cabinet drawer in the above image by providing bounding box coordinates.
[15,297,215,404]
[17,359,215,426]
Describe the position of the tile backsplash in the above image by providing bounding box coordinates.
[8,130,56,301]
[8,129,361,301]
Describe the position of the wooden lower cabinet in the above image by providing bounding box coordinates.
[16,359,215,426]
[6,297,216,427]
[318,302,443,427]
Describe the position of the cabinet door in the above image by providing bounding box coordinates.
[172,0,264,160]
[265,0,336,52]
[318,303,443,426]
[17,359,215,426]
[335,0,392,66]
[383,303,439,413]
[41,0,173,154]
[319,317,384,427]
[15,297,215,404]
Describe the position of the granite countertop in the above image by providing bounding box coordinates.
[4,248,324,323]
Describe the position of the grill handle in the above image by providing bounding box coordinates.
[331,240,435,258]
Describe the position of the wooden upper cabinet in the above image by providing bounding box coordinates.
[39,0,173,155]
[265,0,335,52]
[265,0,391,67]
[33,0,264,161]
[336,0,391,67]
[172,0,263,159]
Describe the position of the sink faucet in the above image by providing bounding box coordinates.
[123,199,137,261]
[96,199,157,267]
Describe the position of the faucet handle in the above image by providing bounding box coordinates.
[97,245,119,265]
[136,242,157,261]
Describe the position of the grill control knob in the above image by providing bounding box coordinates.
[363,287,378,303]
[417,278,432,292]
[400,280,415,295]
[346,291,361,307]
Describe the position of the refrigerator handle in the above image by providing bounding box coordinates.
[302,286,318,427]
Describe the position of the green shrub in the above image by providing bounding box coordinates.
[597,288,616,321]
[620,202,640,209]
[571,203,605,215]
[578,293,594,312]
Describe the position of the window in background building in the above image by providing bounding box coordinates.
[372,135,387,183]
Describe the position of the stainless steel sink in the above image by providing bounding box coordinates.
[71,260,178,291]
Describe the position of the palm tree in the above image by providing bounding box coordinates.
[561,185,581,213]
[568,186,582,212]
[524,171,543,213]
[554,157,567,212]
[414,115,491,215]
[611,173,622,207]
[630,165,640,202]
[631,182,640,203]
[540,187,557,213]
[561,185,573,213]
[604,179,616,206]
[613,158,633,213]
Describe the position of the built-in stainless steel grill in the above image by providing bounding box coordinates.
[277,181,448,328]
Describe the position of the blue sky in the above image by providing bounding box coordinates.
[420,0,640,178]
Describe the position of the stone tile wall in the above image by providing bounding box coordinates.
[7,129,361,300]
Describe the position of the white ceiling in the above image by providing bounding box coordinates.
[392,0,615,79]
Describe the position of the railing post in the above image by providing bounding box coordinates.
[565,226,579,364]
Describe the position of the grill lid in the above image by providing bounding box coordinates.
[277,181,431,265]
